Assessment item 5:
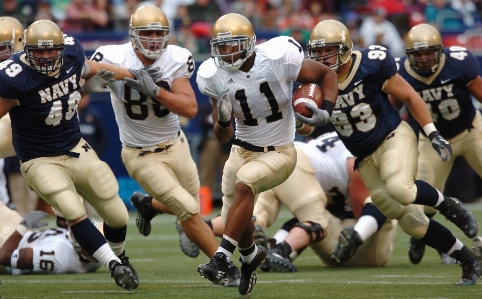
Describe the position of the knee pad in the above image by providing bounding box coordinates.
[87,161,118,200]
[398,206,429,239]
[370,189,403,220]
[294,221,324,244]
[385,180,416,206]
[161,186,199,222]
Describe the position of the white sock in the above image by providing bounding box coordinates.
[433,190,445,207]
[354,216,378,242]
[93,243,120,269]
[273,229,289,244]
[446,239,464,255]
[107,241,125,257]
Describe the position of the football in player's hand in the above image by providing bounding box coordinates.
[292,83,323,117]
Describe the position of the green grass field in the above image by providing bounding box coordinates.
[2,202,482,299]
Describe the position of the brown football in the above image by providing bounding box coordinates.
[292,83,323,117]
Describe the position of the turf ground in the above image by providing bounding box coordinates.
[2,202,482,299]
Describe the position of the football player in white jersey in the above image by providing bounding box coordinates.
[195,13,338,295]
[180,132,396,271]
[301,19,480,286]
[90,5,226,281]
[0,211,102,275]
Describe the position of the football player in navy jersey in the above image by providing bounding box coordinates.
[196,13,338,295]
[390,24,482,266]
[299,19,480,286]
[0,20,140,291]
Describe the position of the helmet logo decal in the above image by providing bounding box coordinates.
[147,22,162,29]
[38,40,53,46]
[217,31,233,38]
[413,42,428,49]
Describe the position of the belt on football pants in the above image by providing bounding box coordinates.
[232,139,276,152]
[129,131,180,157]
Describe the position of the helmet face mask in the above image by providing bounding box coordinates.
[211,13,256,72]
[0,16,24,62]
[129,5,170,60]
[405,24,443,76]
[24,20,64,76]
[308,20,352,72]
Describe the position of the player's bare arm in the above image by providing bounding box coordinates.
[467,75,482,102]
[85,60,134,80]
[212,97,234,144]
[297,59,338,107]
[383,73,433,128]
[0,230,33,269]
[0,96,17,118]
[156,77,197,119]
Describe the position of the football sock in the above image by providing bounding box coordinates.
[413,180,443,206]
[93,243,121,269]
[70,217,107,256]
[239,244,257,264]
[218,235,238,261]
[103,224,126,257]
[421,219,457,253]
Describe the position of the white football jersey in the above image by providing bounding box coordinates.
[296,131,353,210]
[9,228,101,275]
[91,43,195,147]
[196,36,304,147]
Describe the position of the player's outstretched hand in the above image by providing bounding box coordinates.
[83,69,115,94]
[295,103,330,126]
[20,211,49,229]
[428,131,452,162]
[124,69,160,99]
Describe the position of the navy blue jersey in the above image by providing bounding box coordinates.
[397,47,479,139]
[332,47,401,159]
[0,35,84,161]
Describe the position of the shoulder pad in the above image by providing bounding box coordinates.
[197,58,218,79]
[258,36,302,61]
[93,43,132,64]
[167,45,193,63]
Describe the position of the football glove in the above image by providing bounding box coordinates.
[295,102,330,126]
[124,69,160,99]
[144,66,164,81]
[20,211,49,229]
[217,89,232,122]
[428,131,452,162]
[82,69,115,93]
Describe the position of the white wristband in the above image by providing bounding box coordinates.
[10,249,20,268]
[422,123,437,136]
[16,225,28,236]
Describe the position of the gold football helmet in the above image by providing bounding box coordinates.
[308,20,352,72]
[0,16,24,62]
[405,23,443,75]
[210,13,256,71]
[129,5,170,59]
[24,20,64,76]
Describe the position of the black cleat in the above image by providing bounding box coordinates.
[437,197,478,238]
[331,225,363,264]
[253,225,268,248]
[130,192,159,236]
[108,260,139,291]
[265,247,297,273]
[408,237,426,265]
[198,252,230,284]
[239,246,267,295]
[216,261,240,287]
[175,219,200,258]
[450,246,481,286]
[118,251,138,287]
